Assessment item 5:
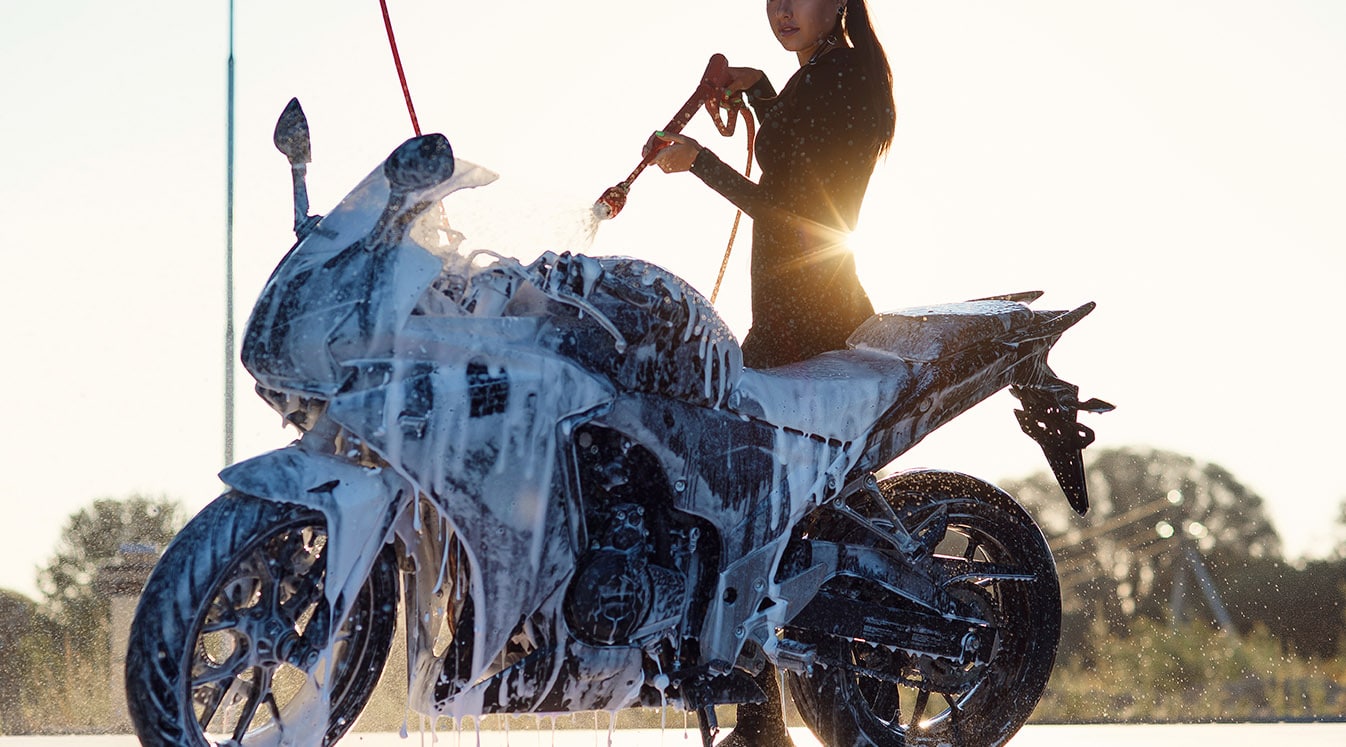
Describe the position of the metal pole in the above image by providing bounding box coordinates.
[224,0,236,467]
[1184,543,1238,637]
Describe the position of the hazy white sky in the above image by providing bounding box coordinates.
[2,1,1343,600]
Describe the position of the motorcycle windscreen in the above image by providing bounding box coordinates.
[241,153,497,395]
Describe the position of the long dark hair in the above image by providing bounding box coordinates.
[839,0,895,154]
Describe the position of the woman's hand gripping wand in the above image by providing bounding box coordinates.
[593,54,749,220]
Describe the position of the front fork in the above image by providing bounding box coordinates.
[218,423,412,638]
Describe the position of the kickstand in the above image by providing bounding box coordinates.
[697,705,719,747]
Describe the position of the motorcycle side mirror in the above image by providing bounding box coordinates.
[273,98,320,239]
[273,98,311,165]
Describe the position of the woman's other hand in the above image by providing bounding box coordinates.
[726,66,765,93]
[651,132,702,173]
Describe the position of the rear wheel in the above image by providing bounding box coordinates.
[787,470,1060,747]
[125,492,399,746]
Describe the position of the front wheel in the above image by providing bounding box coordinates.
[125,492,399,747]
[788,470,1061,747]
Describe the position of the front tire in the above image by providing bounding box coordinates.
[788,470,1061,747]
[125,492,399,746]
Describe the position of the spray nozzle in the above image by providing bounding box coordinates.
[594,184,630,220]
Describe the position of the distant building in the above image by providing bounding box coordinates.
[93,544,160,732]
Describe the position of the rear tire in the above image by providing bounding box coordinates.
[787,470,1060,747]
[125,492,399,746]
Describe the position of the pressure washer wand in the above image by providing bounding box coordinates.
[594,54,734,220]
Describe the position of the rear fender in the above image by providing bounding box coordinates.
[219,446,409,622]
[1010,303,1114,515]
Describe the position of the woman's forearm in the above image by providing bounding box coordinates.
[689,148,766,218]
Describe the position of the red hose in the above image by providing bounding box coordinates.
[710,107,753,304]
[378,0,421,136]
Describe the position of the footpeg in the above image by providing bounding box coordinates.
[774,639,817,674]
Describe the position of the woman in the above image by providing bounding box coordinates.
[655,3,895,743]
[654,0,894,371]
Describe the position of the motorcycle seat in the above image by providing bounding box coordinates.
[725,301,1034,443]
[727,348,915,444]
[848,300,1035,363]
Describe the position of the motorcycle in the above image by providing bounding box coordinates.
[125,98,1110,747]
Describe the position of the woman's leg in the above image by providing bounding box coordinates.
[720,663,795,747]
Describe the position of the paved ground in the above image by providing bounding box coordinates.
[4,724,1346,746]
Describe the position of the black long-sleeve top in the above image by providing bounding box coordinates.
[690,47,890,369]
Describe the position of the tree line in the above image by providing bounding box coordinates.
[0,496,183,733]
[1002,447,1346,660]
